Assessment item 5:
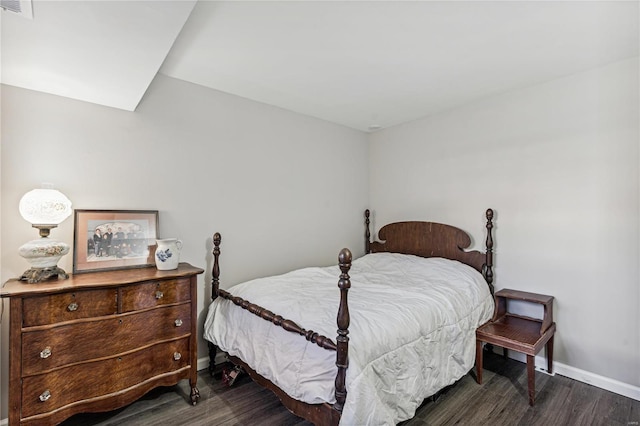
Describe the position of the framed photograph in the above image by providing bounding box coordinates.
[73,209,159,274]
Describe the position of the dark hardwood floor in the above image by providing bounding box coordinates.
[62,352,639,425]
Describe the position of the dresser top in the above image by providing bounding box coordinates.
[1,263,204,297]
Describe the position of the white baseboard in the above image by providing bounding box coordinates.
[197,355,210,372]
[553,361,640,401]
[196,353,225,372]
[0,417,6,426]
[501,350,640,401]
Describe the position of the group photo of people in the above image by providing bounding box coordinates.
[86,221,150,261]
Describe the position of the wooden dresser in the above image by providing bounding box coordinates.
[1,263,204,426]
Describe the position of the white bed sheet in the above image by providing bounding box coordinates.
[204,252,494,425]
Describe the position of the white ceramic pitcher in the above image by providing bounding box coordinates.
[155,238,183,270]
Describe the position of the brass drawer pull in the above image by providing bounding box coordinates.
[67,302,78,312]
[39,390,51,402]
[40,347,52,359]
[173,352,181,361]
[175,319,183,327]
[155,291,164,300]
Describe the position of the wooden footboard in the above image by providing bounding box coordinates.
[215,288,339,351]
[209,233,351,424]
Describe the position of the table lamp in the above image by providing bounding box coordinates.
[18,186,73,283]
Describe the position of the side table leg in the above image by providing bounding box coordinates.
[546,335,554,374]
[526,354,535,406]
[475,339,483,384]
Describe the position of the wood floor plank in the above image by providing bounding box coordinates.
[519,374,573,426]
[592,387,632,426]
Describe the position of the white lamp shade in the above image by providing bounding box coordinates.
[19,188,72,225]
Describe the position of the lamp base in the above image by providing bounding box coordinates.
[19,237,70,283]
[20,266,69,284]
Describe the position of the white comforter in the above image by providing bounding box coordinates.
[204,252,494,425]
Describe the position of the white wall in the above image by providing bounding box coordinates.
[0,74,369,418]
[1,56,638,421]
[369,57,640,388]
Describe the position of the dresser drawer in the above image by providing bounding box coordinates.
[22,289,117,327]
[21,337,191,418]
[22,303,192,376]
[121,278,191,312]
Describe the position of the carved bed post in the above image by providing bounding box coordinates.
[334,248,352,413]
[364,209,371,254]
[212,232,221,301]
[209,232,222,376]
[484,209,494,295]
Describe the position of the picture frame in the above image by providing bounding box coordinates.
[72,209,159,274]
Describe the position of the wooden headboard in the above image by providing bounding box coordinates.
[365,209,494,292]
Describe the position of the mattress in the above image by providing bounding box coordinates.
[204,252,494,425]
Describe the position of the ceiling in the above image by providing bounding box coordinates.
[2,1,639,132]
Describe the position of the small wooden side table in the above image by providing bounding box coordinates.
[475,288,556,406]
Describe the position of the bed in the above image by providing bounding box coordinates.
[204,209,495,425]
